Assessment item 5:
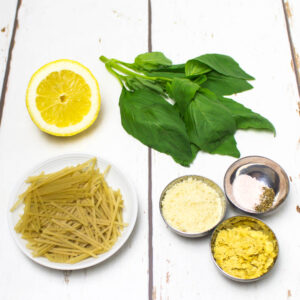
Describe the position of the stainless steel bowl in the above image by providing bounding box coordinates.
[224,156,289,216]
[210,215,279,282]
[159,175,227,238]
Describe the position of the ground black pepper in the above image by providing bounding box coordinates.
[255,187,275,212]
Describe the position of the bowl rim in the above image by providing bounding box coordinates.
[159,175,227,238]
[223,155,290,216]
[210,215,279,282]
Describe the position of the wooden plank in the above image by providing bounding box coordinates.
[0,0,18,99]
[0,1,149,299]
[151,0,300,299]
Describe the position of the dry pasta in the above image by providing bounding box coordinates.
[11,158,126,264]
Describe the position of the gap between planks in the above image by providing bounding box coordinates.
[147,1,153,300]
[0,0,22,124]
[282,0,300,98]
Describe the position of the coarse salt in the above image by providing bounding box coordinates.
[233,174,266,211]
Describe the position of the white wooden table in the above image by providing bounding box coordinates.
[1,1,300,299]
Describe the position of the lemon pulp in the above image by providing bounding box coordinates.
[36,70,92,127]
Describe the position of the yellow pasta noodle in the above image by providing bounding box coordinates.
[11,158,126,264]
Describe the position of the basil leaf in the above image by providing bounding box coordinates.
[184,93,236,152]
[185,59,211,77]
[210,135,240,157]
[144,71,186,79]
[134,52,172,71]
[193,75,207,85]
[168,78,199,114]
[190,135,240,158]
[125,76,165,95]
[119,88,193,166]
[201,71,253,96]
[145,64,186,79]
[100,52,275,164]
[219,97,275,134]
[154,64,185,73]
[191,143,200,161]
[192,54,254,80]
[198,87,219,100]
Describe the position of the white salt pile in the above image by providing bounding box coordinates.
[232,174,266,211]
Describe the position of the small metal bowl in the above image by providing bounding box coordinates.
[210,215,279,282]
[224,156,289,216]
[159,175,227,238]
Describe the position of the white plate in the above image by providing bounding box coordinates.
[8,153,138,270]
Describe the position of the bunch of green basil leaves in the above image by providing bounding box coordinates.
[100,52,275,167]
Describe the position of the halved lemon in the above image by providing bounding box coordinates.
[26,59,101,136]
